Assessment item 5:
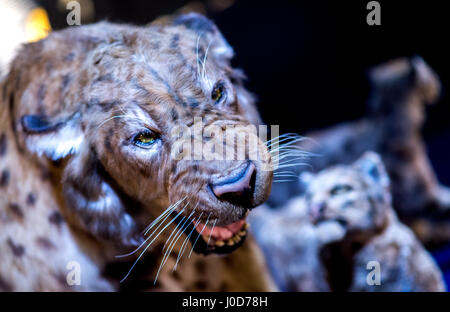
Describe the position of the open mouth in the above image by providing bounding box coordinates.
[171,211,249,255]
[313,216,347,227]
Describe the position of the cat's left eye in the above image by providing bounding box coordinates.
[133,129,159,148]
[330,184,353,196]
[211,82,226,104]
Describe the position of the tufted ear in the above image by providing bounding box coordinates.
[354,151,390,189]
[62,148,140,247]
[172,13,234,61]
[20,112,84,161]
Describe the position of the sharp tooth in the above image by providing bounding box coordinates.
[244,223,250,230]
[232,235,241,243]
[226,239,234,246]
[238,230,246,237]
[215,240,225,247]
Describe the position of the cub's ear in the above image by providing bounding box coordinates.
[299,171,315,192]
[20,112,83,161]
[62,148,140,247]
[172,13,234,61]
[354,151,390,189]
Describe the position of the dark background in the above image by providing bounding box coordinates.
[38,0,450,185]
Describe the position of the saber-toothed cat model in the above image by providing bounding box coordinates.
[0,13,276,291]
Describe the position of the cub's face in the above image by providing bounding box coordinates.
[10,14,273,254]
[304,152,390,235]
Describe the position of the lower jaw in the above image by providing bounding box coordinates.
[189,230,248,255]
[171,212,249,255]
[195,222,249,255]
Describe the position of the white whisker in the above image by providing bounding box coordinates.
[115,207,176,259]
[162,203,193,254]
[206,219,217,247]
[188,212,211,258]
[143,197,186,235]
[273,179,298,183]
[154,208,197,284]
[173,211,204,272]
[201,39,213,87]
[119,208,185,283]
[265,133,300,145]
[96,114,146,129]
[195,33,203,79]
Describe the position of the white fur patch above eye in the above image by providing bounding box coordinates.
[26,125,84,160]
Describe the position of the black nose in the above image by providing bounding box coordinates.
[210,161,256,207]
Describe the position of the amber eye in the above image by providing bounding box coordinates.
[330,184,353,196]
[133,129,159,148]
[211,82,226,103]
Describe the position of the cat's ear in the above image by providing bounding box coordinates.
[368,56,440,114]
[21,111,140,246]
[150,12,233,60]
[354,151,390,189]
[62,147,140,247]
[4,36,90,161]
[411,56,441,105]
[172,13,234,61]
[20,113,84,161]
[299,171,315,192]
[171,13,264,125]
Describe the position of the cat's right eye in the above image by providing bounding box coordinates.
[132,129,160,149]
[330,184,353,196]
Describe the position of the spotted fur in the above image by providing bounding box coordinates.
[251,152,445,291]
[0,14,275,291]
